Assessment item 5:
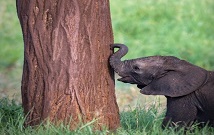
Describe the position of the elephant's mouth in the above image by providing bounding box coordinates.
[117,76,138,84]
[117,76,139,84]
[118,76,150,87]
[137,79,153,90]
[136,77,154,90]
[137,84,147,89]
[118,76,153,90]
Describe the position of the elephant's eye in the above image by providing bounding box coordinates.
[133,65,140,71]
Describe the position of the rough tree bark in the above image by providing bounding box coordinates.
[16,0,120,130]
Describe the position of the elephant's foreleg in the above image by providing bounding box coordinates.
[162,96,197,129]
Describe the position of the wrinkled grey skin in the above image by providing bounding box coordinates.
[110,44,214,128]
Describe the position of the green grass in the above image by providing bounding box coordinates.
[1,0,214,134]
[1,98,214,135]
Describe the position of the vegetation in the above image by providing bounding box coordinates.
[1,98,214,134]
[1,0,214,134]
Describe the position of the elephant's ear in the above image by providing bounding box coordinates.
[140,64,207,97]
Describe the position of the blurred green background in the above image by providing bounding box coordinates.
[0,0,23,102]
[0,0,214,109]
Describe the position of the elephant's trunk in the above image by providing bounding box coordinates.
[109,44,128,75]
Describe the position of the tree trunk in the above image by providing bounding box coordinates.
[16,0,120,130]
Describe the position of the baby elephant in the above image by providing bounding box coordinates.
[110,44,214,128]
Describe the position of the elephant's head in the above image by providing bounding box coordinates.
[110,44,207,97]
